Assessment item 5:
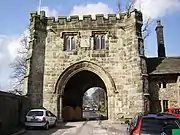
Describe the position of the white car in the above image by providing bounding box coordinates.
[25,109,57,129]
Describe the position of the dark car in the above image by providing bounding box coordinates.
[127,113,180,135]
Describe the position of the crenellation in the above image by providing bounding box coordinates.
[30,12,38,18]
[83,15,92,19]
[47,17,56,24]
[108,14,117,18]
[108,14,117,23]
[95,14,105,23]
[95,14,105,20]
[83,15,92,24]
[57,16,66,24]
[40,11,46,18]
[70,15,79,22]
[30,9,142,28]
[37,9,141,29]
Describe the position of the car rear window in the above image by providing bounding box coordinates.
[172,109,180,114]
[27,111,44,116]
[141,118,180,134]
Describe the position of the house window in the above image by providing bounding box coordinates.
[158,83,161,88]
[158,82,167,88]
[64,36,75,51]
[94,35,106,50]
[162,82,166,88]
[163,100,168,112]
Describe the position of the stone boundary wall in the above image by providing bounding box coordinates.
[0,91,30,135]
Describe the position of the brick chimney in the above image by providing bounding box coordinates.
[155,20,166,57]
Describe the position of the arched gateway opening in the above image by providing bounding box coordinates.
[83,87,108,120]
[55,61,116,121]
[63,70,107,121]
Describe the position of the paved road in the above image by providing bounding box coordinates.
[23,121,127,135]
[83,110,101,119]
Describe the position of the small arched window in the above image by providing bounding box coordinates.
[94,36,101,50]
[162,82,166,88]
[64,36,70,51]
[94,35,106,50]
[64,36,76,51]
[71,37,75,50]
[101,36,105,49]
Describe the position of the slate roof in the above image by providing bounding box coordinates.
[146,57,180,75]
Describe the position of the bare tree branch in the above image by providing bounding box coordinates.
[17,35,30,56]
[142,18,153,40]
[126,0,136,15]
[10,32,29,91]
[117,0,122,13]
[117,0,153,40]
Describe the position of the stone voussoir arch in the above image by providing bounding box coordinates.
[54,61,117,96]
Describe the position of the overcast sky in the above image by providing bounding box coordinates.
[0,0,180,90]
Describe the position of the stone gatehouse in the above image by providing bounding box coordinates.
[24,9,180,121]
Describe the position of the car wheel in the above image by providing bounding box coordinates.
[44,122,49,130]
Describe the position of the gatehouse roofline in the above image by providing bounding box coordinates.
[30,8,143,25]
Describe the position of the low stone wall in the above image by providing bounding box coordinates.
[0,91,30,135]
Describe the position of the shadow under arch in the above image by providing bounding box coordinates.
[54,61,117,95]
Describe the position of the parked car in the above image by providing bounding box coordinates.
[25,109,57,129]
[127,113,180,135]
[168,108,180,118]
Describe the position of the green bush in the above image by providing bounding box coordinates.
[99,104,107,114]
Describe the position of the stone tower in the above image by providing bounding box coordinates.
[25,9,149,121]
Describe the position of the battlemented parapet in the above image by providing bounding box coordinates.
[29,9,143,30]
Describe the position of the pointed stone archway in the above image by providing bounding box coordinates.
[54,61,117,121]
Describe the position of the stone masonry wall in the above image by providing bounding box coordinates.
[149,75,180,112]
[27,9,147,120]
[25,13,47,107]
[0,91,30,135]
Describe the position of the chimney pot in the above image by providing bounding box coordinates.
[157,20,161,26]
